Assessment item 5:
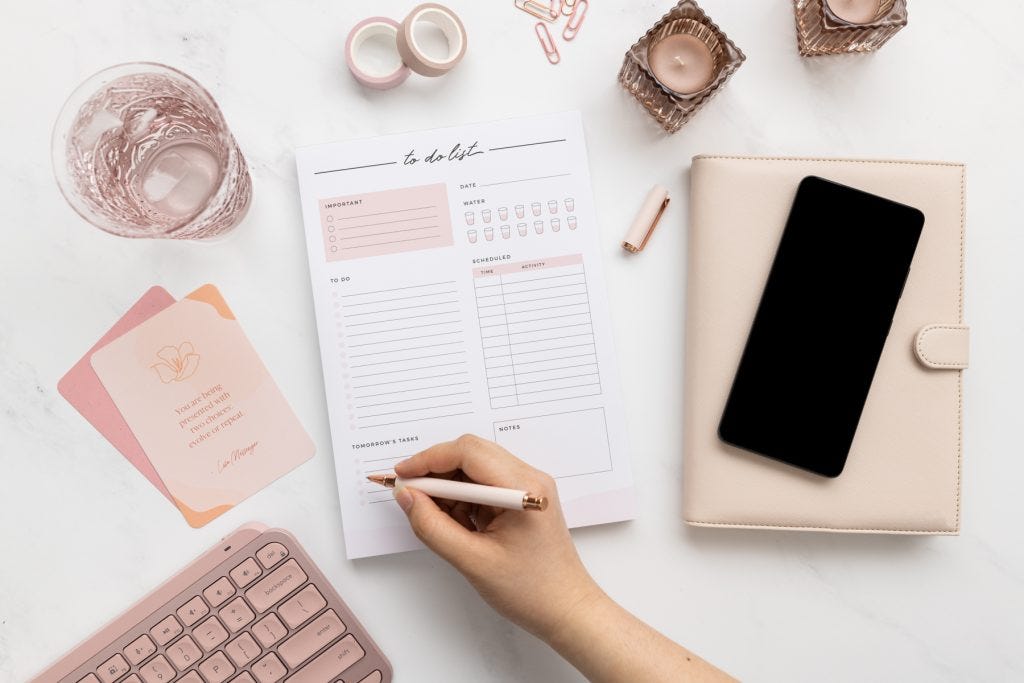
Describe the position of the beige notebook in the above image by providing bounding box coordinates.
[683,156,967,534]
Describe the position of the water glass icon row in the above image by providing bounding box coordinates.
[465,198,574,226]
[467,217,576,243]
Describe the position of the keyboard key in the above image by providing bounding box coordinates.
[357,672,383,683]
[166,635,202,670]
[123,634,157,665]
[194,615,230,651]
[149,615,182,646]
[287,635,365,683]
[96,653,130,683]
[245,559,307,613]
[178,673,203,683]
[219,596,256,632]
[256,543,288,568]
[138,654,176,683]
[225,632,262,667]
[230,674,256,683]
[229,557,263,587]
[278,585,327,628]
[251,653,287,683]
[198,652,236,683]
[122,675,142,683]
[176,595,210,626]
[252,613,288,647]
[77,675,101,683]
[278,609,346,667]
[204,576,235,607]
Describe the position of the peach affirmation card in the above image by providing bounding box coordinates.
[90,284,315,527]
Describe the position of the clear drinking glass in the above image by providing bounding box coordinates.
[52,62,251,240]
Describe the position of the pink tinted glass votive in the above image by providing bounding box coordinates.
[793,0,908,56]
[619,1,745,134]
[52,63,251,240]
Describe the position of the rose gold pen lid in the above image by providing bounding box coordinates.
[523,493,549,511]
[622,184,670,253]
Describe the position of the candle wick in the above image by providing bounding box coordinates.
[673,56,687,69]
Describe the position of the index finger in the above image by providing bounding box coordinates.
[395,434,535,487]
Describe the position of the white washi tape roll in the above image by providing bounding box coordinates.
[345,17,412,90]
[396,3,468,77]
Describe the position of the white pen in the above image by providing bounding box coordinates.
[367,473,549,511]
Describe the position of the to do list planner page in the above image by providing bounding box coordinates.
[296,111,634,558]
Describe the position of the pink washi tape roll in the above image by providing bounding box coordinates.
[345,17,412,89]
[396,3,468,77]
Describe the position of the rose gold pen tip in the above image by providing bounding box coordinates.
[367,473,395,487]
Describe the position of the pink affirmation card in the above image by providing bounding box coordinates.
[59,286,176,502]
[90,284,315,527]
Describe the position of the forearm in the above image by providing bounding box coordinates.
[546,590,736,683]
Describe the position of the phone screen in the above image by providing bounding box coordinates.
[718,176,924,477]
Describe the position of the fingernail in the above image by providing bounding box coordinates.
[394,487,414,513]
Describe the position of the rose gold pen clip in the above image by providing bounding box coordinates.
[622,184,670,253]
[368,473,549,511]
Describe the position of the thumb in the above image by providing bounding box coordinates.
[396,487,477,566]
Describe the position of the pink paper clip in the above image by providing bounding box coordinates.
[515,0,558,22]
[535,22,560,64]
[560,0,577,16]
[563,0,588,41]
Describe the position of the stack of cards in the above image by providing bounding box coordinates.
[59,285,314,527]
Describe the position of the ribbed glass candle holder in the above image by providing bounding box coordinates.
[618,0,745,134]
[794,0,908,56]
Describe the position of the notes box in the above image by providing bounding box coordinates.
[319,183,453,261]
[493,408,612,479]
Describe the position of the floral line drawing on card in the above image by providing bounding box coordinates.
[151,342,200,383]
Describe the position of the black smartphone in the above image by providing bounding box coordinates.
[718,176,924,478]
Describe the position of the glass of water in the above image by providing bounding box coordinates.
[52,62,251,240]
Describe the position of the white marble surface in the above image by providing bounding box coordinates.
[2,1,1023,681]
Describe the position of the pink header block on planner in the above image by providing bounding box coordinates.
[319,183,453,261]
[473,253,583,278]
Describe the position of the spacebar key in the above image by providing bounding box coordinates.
[287,634,365,683]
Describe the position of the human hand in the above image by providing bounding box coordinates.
[393,434,603,641]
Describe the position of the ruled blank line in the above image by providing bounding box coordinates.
[342,280,456,297]
[348,341,463,359]
[479,173,571,188]
[345,300,458,317]
[356,390,471,409]
[481,323,591,340]
[345,312,460,328]
[352,371,468,389]
[346,235,440,249]
[351,361,467,379]
[477,280,586,297]
[480,311,592,328]
[479,302,590,320]
[488,139,566,151]
[348,330,463,347]
[350,350,466,369]
[488,372,597,389]
[358,400,472,419]
[315,161,397,174]
[517,380,600,396]
[336,214,439,231]
[355,381,470,399]
[475,272,584,288]
[478,292,587,309]
[511,361,597,377]
[344,290,458,306]
[339,226,439,241]
[360,410,475,428]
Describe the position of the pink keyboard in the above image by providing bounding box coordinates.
[33,524,391,683]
